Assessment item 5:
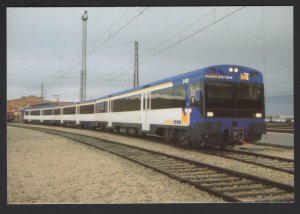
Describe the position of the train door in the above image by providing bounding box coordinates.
[76,106,79,125]
[108,100,112,127]
[142,92,151,131]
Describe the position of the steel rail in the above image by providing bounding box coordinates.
[200,148,294,174]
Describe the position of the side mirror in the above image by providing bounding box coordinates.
[190,96,195,105]
[195,90,201,102]
[190,90,201,107]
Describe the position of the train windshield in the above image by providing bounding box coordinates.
[205,82,264,117]
[236,84,263,109]
[206,83,234,109]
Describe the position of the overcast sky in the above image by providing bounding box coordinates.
[7,6,293,116]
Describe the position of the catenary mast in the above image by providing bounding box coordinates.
[80,10,88,101]
[133,41,139,88]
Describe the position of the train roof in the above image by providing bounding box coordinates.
[23,64,262,111]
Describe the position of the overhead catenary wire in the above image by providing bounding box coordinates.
[88,7,149,56]
[48,8,149,88]
[38,8,149,100]
[7,52,81,61]
[88,8,132,48]
[8,41,133,65]
[141,8,216,58]
[8,9,132,62]
[140,8,205,48]
[44,42,133,85]
[8,8,146,90]
[140,7,245,65]
[46,8,150,86]
[100,7,245,85]
[10,7,209,90]
[69,7,221,85]
[63,8,149,74]
[11,7,247,95]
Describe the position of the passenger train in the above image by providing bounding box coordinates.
[23,65,266,148]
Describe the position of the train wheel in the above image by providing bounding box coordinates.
[177,131,191,148]
[219,144,226,150]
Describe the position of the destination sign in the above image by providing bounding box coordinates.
[204,74,233,80]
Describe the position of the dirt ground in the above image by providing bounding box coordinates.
[7,126,223,204]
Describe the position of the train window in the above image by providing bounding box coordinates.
[237,85,262,100]
[25,111,29,115]
[190,81,203,113]
[151,87,172,109]
[236,84,263,109]
[63,107,76,115]
[31,110,40,115]
[54,109,61,115]
[205,83,234,109]
[43,109,53,115]
[95,102,107,113]
[172,85,186,107]
[151,84,186,109]
[112,94,141,112]
[79,104,94,114]
[190,81,202,98]
[207,84,233,99]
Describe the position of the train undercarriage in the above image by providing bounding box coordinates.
[24,119,265,149]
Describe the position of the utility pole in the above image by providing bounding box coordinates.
[133,41,139,88]
[80,10,88,101]
[52,95,60,104]
[262,7,266,73]
[41,83,44,104]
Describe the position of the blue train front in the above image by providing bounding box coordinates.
[185,64,266,148]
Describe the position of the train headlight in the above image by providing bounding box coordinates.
[207,112,214,117]
[255,113,262,118]
[234,68,239,73]
[229,67,234,72]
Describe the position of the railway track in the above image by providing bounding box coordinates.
[266,124,294,134]
[9,123,294,174]
[267,128,294,134]
[199,148,294,174]
[119,128,294,174]
[252,141,293,149]
[8,124,294,202]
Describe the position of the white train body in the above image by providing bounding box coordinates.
[23,81,189,133]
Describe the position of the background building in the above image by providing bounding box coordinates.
[7,95,71,121]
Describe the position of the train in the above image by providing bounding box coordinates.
[23,64,266,148]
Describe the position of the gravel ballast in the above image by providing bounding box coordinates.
[7,126,223,204]
[12,124,293,186]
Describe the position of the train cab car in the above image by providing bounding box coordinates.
[183,65,266,148]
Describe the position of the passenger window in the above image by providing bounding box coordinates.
[151,84,186,109]
[95,102,107,113]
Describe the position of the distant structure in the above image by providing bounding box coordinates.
[7,95,71,121]
[41,83,44,104]
[80,10,88,101]
[133,41,139,88]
